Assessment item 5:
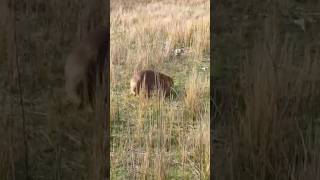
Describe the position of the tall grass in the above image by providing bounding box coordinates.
[110,0,210,179]
[228,14,320,180]
[0,0,19,178]
[0,0,108,179]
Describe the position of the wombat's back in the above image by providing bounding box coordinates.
[130,70,174,97]
[84,28,108,52]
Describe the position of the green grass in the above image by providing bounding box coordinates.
[110,0,210,179]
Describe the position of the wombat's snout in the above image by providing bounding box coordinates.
[130,79,137,95]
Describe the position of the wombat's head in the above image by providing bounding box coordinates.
[130,78,137,95]
[163,75,174,88]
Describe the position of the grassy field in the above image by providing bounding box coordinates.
[213,1,320,179]
[0,0,107,179]
[4,0,319,179]
[110,0,210,179]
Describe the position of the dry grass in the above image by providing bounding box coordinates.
[0,0,107,179]
[213,5,320,179]
[110,0,210,179]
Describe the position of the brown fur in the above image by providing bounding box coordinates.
[64,28,107,108]
[130,70,174,98]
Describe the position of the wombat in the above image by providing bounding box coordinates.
[130,70,174,98]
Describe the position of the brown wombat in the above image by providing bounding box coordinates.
[130,70,174,98]
[64,28,107,108]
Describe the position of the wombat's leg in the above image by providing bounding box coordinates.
[66,83,82,106]
[65,70,83,106]
[136,82,140,95]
